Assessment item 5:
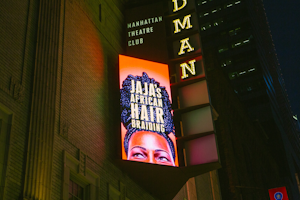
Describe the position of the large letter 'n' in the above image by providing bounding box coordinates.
[180,59,196,79]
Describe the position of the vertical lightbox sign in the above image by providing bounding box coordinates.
[166,0,220,167]
[119,55,178,167]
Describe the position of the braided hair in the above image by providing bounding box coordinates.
[120,72,176,161]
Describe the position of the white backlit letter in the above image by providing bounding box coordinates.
[173,14,193,34]
[178,37,194,55]
[156,107,164,123]
[131,103,139,119]
[180,59,196,79]
[140,105,149,121]
[172,0,187,12]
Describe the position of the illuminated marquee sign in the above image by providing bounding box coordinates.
[167,0,219,167]
[119,55,179,167]
[120,0,219,169]
[169,0,202,80]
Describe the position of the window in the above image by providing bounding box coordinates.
[218,45,229,53]
[229,72,238,80]
[232,41,242,48]
[225,1,234,8]
[197,0,213,6]
[62,151,100,200]
[199,6,221,18]
[201,22,211,31]
[199,11,210,18]
[221,59,232,67]
[247,67,256,73]
[108,182,130,200]
[224,0,241,8]
[228,66,257,79]
[108,184,121,200]
[69,180,84,200]
[231,37,252,48]
[211,6,221,13]
[229,27,242,36]
[213,18,224,26]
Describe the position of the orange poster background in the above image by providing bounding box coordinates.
[119,55,178,166]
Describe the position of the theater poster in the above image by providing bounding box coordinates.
[119,55,179,167]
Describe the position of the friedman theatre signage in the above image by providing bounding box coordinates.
[118,0,220,198]
[121,0,220,169]
[168,0,203,82]
[166,0,219,166]
[119,55,179,167]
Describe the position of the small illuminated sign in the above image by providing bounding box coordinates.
[125,2,168,63]
[119,55,178,166]
[268,187,289,200]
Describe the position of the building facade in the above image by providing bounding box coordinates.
[194,0,300,199]
[1,0,300,200]
[1,0,159,199]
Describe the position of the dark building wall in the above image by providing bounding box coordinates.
[0,0,39,199]
[0,0,158,199]
[52,0,156,199]
[195,0,300,198]
[207,68,282,200]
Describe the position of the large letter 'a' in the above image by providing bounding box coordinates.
[172,0,187,12]
[178,38,194,55]
[180,59,196,79]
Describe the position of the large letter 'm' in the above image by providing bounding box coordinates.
[178,38,194,55]
[173,14,193,34]
[172,0,187,12]
[180,59,196,79]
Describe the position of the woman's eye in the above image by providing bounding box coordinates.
[133,153,145,159]
[157,156,170,162]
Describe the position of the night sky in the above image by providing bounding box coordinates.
[263,0,300,116]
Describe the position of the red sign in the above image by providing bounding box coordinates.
[268,187,289,200]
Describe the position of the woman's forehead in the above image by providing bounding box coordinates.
[129,131,170,151]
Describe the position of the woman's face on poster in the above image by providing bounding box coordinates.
[127,131,175,166]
